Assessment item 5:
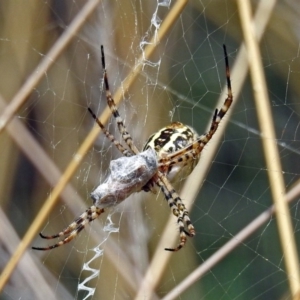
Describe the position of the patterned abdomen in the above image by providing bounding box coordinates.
[143,122,199,182]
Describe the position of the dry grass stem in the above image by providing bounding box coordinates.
[237,0,300,296]
[0,0,102,134]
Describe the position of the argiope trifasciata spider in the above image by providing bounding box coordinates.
[32,44,232,252]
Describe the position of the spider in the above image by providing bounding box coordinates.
[32,44,232,252]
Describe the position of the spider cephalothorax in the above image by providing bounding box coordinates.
[33,44,232,252]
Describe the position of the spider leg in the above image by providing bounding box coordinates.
[101,45,139,155]
[159,174,195,234]
[32,206,104,250]
[164,213,187,251]
[154,172,195,251]
[153,175,180,216]
[158,44,232,169]
[88,107,132,157]
[32,224,86,251]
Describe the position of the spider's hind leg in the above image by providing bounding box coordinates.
[100,45,139,155]
[87,107,132,157]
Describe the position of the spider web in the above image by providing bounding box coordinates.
[0,1,300,299]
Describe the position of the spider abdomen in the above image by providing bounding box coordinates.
[143,122,199,181]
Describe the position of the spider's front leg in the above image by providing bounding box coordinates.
[32,206,104,250]
[154,173,195,251]
[165,211,195,252]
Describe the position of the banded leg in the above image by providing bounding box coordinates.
[158,173,195,235]
[32,206,104,250]
[101,45,139,155]
[158,44,232,169]
[165,211,191,252]
[88,107,133,157]
[154,172,195,251]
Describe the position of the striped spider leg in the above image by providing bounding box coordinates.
[32,207,105,250]
[157,45,232,180]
